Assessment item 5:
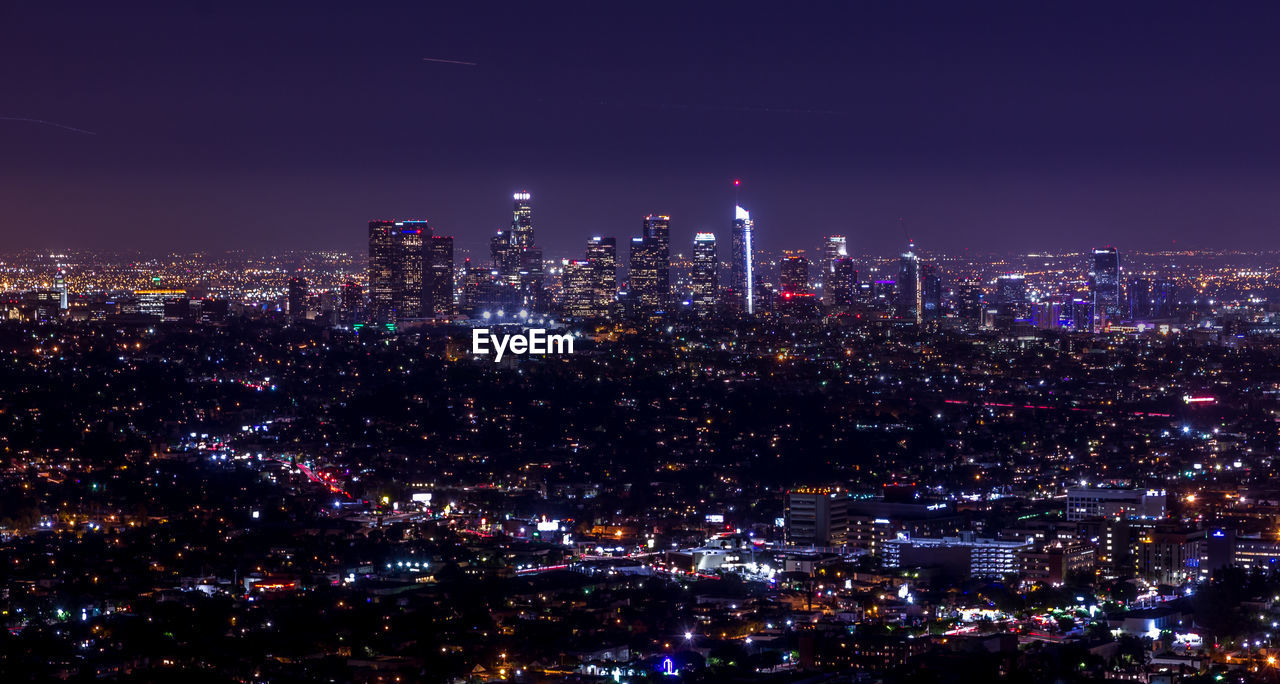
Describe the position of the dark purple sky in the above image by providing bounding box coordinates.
[4,1,1280,258]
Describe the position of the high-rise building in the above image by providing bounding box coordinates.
[956,279,984,322]
[821,236,847,292]
[368,219,427,324]
[823,236,847,269]
[921,263,942,321]
[1032,299,1066,329]
[562,259,595,318]
[490,230,518,275]
[511,193,545,312]
[339,280,362,321]
[585,236,617,318]
[485,192,546,313]
[1127,277,1152,320]
[459,258,521,318]
[426,235,454,317]
[54,268,68,310]
[1128,277,1178,320]
[995,274,1027,318]
[628,237,660,312]
[1069,298,1092,331]
[690,232,718,312]
[628,215,671,315]
[340,281,362,310]
[511,191,534,247]
[1152,279,1176,318]
[730,205,755,314]
[895,246,921,324]
[459,258,486,316]
[1090,247,1121,328]
[779,251,809,294]
[287,276,308,321]
[827,257,857,309]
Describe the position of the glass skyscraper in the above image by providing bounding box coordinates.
[730,205,755,314]
[367,219,427,324]
[690,232,718,312]
[628,215,670,315]
[1091,247,1121,328]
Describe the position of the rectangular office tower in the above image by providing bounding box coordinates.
[628,215,671,315]
[689,232,718,312]
[956,278,984,322]
[895,247,921,324]
[287,276,308,321]
[823,235,848,271]
[995,273,1027,318]
[562,259,595,318]
[779,251,809,294]
[827,256,857,308]
[368,220,427,324]
[921,263,942,321]
[785,489,848,547]
[585,236,617,318]
[730,205,755,314]
[1090,247,1121,329]
[426,235,454,317]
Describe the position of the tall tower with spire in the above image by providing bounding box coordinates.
[729,181,755,314]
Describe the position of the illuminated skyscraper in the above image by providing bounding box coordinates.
[823,236,848,271]
[1153,279,1176,317]
[340,280,362,322]
[368,219,427,324]
[585,236,617,318]
[562,259,595,318]
[459,258,486,316]
[628,215,671,315]
[1090,247,1121,328]
[426,235,454,317]
[490,230,518,275]
[956,278,984,322]
[827,257,857,308]
[821,236,847,296]
[512,193,546,312]
[779,251,809,294]
[628,237,661,312]
[895,245,921,324]
[730,205,755,314]
[287,276,308,321]
[995,273,1027,318]
[487,192,546,313]
[511,191,534,247]
[690,232,718,312]
[54,268,68,310]
[1127,277,1152,319]
[921,263,942,321]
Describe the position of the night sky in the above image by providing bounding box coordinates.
[4,1,1280,258]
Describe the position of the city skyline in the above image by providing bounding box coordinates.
[8,4,1280,681]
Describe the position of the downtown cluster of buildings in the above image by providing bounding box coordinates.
[358,192,752,323]
[353,191,1197,337]
[3,190,1278,347]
